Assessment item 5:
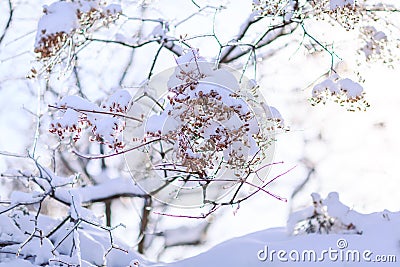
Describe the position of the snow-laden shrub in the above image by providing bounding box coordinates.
[121,48,287,207]
[31,0,121,77]
[145,48,283,177]
[310,74,369,111]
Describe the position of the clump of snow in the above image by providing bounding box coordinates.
[262,104,285,130]
[0,259,36,267]
[149,21,169,38]
[102,89,133,113]
[338,78,363,98]
[10,191,43,206]
[166,48,213,90]
[359,26,395,63]
[34,0,122,70]
[329,0,354,10]
[311,74,369,111]
[35,2,78,48]
[49,89,133,151]
[0,214,26,244]
[21,238,54,265]
[57,95,99,111]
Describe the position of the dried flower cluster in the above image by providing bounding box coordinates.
[49,108,83,142]
[309,0,361,30]
[252,0,363,30]
[32,0,121,75]
[359,26,398,64]
[49,90,132,151]
[145,49,283,179]
[160,91,255,176]
[252,0,293,17]
[310,74,369,111]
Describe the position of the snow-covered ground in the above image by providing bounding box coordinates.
[1,192,399,266]
[159,193,400,267]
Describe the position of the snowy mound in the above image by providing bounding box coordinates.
[2,192,398,267]
[155,192,399,267]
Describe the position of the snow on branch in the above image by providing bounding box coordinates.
[0,157,148,266]
[1,160,145,209]
[134,48,288,210]
[57,177,146,204]
[49,89,136,151]
[31,0,121,77]
[310,74,369,111]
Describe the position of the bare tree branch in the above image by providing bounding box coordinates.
[219,14,264,63]
[0,0,13,44]
[221,21,299,63]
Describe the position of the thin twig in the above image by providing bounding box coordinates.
[0,150,28,158]
[190,0,200,9]
[0,0,13,44]
[30,82,42,158]
[154,204,220,219]
[148,43,164,80]
[73,138,161,159]
[48,104,143,122]
[301,23,342,70]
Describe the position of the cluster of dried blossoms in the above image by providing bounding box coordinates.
[309,0,362,30]
[49,90,132,151]
[145,49,284,179]
[359,26,398,64]
[32,0,121,75]
[252,0,362,30]
[164,90,255,176]
[310,74,369,111]
[252,0,294,17]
